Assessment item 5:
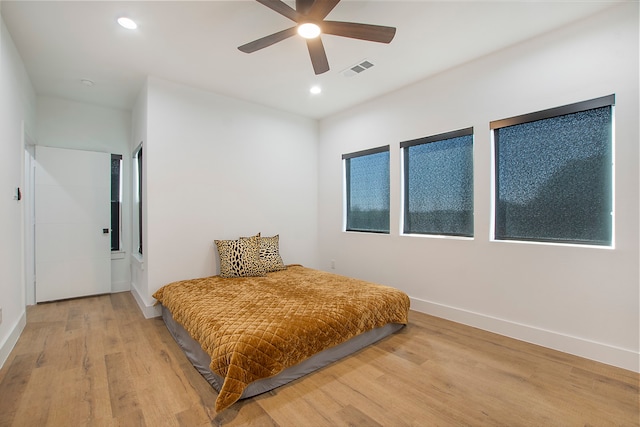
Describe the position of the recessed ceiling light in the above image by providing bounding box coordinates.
[298,23,321,39]
[117,17,137,30]
[310,85,322,95]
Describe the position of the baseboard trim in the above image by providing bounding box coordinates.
[130,285,161,319]
[0,310,27,370]
[410,297,639,373]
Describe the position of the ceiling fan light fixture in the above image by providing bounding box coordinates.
[298,23,321,39]
[238,0,396,75]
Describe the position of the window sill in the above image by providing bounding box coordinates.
[400,233,473,241]
[490,238,614,250]
[111,250,126,260]
[343,230,390,235]
[131,252,145,270]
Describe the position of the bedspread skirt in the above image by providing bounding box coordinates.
[153,265,410,412]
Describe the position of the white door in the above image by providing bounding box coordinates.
[35,146,111,302]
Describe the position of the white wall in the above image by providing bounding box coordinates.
[130,81,148,314]
[36,96,132,293]
[318,3,639,371]
[133,76,319,316]
[0,14,36,367]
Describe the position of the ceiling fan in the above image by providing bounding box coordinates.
[238,0,396,75]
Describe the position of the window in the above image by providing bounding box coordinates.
[492,95,614,246]
[133,145,143,254]
[343,146,390,233]
[401,128,474,237]
[110,154,122,251]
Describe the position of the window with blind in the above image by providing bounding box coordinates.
[133,145,143,254]
[401,128,474,237]
[110,154,122,251]
[343,146,390,233]
[492,95,614,246]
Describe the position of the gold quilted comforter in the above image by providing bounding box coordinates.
[152,265,410,412]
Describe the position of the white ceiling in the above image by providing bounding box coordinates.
[1,1,621,119]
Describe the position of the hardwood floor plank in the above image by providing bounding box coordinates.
[256,384,338,427]
[211,398,280,427]
[0,293,637,426]
[174,403,215,427]
[0,353,38,426]
[136,387,181,427]
[336,404,383,427]
[114,408,147,427]
[105,352,141,419]
[374,330,430,365]
[10,365,58,426]
[278,354,441,426]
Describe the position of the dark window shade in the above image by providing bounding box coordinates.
[110,154,122,251]
[344,147,390,233]
[403,130,473,236]
[136,147,143,254]
[494,104,613,245]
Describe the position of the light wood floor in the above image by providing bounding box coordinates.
[0,292,637,427]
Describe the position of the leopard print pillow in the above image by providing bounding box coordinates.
[214,235,266,278]
[259,235,287,272]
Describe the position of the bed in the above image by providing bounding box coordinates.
[153,264,410,413]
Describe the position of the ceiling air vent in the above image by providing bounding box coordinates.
[343,60,375,78]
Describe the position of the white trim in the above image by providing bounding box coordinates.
[129,287,161,319]
[489,238,614,250]
[23,124,36,306]
[610,104,616,249]
[489,129,497,242]
[0,310,27,370]
[342,160,347,232]
[131,252,144,267]
[410,296,639,373]
[400,233,473,241]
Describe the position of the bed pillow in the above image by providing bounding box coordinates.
[259,234,287,272]
[214,234,266,278]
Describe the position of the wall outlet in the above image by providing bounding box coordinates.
[331,259,335,269]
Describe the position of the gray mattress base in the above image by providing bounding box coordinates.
[161,305,404,399]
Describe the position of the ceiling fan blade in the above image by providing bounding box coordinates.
[306,37,330,75]
[295,0,315,14]
[256,0,303,22]
[308,0,341,20]
[322,21,396,43]
[238,27,298,53]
